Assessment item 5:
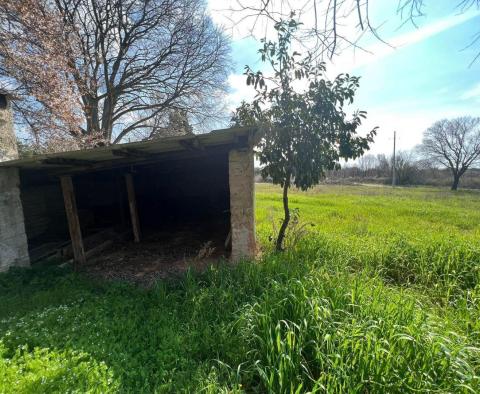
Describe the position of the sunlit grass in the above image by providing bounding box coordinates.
[0,184,479,392]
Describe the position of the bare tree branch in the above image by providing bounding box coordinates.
[222,0,480,61]
[0,0,231,150]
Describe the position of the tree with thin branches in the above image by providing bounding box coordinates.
[222,0,480,62]
[419,117,480,190]
[0,0,230,151]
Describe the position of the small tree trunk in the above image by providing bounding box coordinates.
[275,177,290,251]
[451,174,460,190]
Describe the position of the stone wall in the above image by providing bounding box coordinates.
[0,93,30,271]
[229,148,256,260]
[0,167,30,271]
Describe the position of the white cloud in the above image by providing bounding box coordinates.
[225,73,256,112]
[461,83,480,100]
[331,10,480,72]
[210,0,479,67]
[361,112,432,155]
[361,106,478,155]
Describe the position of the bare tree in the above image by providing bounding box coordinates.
[358,154,377,177]
[394,150,421,185]
[376,153,390,177]
[419,117,480,190]
[223,0,480,61]
[0,0,230,150]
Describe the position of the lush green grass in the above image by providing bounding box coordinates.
[1,184,479,393]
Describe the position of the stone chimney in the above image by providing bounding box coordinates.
[0,91,19,162]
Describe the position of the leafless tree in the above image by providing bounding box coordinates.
[393,150,421,185]
[0,0,230,150]
[223,0,480,61]
[358,154,377,177]
[376,153,390,177]
[419,117,480,190]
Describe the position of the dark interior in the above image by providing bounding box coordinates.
[19,148,231,262]
[135,150,230,234]
[19,170,70,261]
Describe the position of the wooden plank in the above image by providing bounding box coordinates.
[50,145,229,176]
[60,176,86,269]
[41,157,95,166]
[125,173,141,243]
[112,148,153,158]
[179,137,204,151]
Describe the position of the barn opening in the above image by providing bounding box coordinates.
[0,128,256,278]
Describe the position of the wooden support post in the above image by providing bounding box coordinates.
[125,173,141,243]
[60,176,86,269]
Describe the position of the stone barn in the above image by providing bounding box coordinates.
[0,92,256,276]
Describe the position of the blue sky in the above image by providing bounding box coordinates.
[208,0,480,155]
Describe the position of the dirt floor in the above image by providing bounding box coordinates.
[82,228,229,286]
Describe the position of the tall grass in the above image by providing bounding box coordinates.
[237,271,479,393]
[0,184,479,392]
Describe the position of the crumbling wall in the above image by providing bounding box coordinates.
[0,93,30,270]
[0,168,30,271]
[229,148,256,260]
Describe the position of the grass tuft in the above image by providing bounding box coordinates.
[0,184,479,392]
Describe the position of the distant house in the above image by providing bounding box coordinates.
[0,92,256,272]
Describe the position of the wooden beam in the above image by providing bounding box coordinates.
[51,145,233,176]
[179,137,204,151]
[41,157,95,166]
[125,173,141,243]
[112,148,153,158]
[60,176,86,269]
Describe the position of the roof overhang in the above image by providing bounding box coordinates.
[0,126,257,175]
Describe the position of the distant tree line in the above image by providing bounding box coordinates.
[254,116,480,190]
[323,152,480,190]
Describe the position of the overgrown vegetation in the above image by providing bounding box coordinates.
[1,185,479,393]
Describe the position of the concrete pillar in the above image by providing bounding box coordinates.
[0,168,30,271]
[229,148,256,260]
[0,92,30,271]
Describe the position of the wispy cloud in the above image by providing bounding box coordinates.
[333,10,480,71]
[391,11,479,48]
[461,83,480,100]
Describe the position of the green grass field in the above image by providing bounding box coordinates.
[1,184,479,393]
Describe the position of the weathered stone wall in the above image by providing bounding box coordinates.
[229,148,256,260]
[0,167,30,271]
[0,93,30,271]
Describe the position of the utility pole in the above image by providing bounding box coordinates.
[392,130,397,187]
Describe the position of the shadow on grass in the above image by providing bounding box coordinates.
[1,237,479,393]
[0,252,312,392]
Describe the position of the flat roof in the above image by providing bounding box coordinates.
[0,126,256,174]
